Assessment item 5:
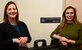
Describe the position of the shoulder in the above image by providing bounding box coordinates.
[0,22,5,25]
[17,21,27,26]
[79,24,82,28]
[0,22,6,27]
[76,23,82,27]
[0,23,6,31]
[18,21,26,25]
[74,23,82,29]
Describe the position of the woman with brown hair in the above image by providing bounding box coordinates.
[0,1,31,50]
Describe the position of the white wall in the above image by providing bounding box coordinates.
[0,0,63,47]
[17,0,62,47]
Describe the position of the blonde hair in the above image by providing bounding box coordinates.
[59,6,81,30]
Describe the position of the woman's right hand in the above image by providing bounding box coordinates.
[59,37,68,46]
[61,42,68,46]
[12,38,21,43]
[18,37,28,47]
[53,34,61,39]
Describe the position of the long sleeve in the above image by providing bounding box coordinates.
[50,25,60,39]
[0,24,15,48]
[75,24,82,45]
[18,22,32,43]
[24,24,32,43]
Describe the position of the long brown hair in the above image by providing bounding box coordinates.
[3,1,19,23]
[59,6,81,29]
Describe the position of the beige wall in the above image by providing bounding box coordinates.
[17,0,63,47]
[64,0,82,23]
[0,0,63,47]
[1,0,82,48]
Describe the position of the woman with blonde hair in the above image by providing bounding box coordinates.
[50,6,82,50]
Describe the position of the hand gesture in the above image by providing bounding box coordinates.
[19,37,28,47]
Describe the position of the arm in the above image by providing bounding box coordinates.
[68,24,82,45]
[50,25,60,39]
[53,34,68,46]
[59,37,75,45]
[17,22,32,47]
[0,23,21,48]
[22,22,32,43]
[50,25,68,46]
[66,39,75,44]
[52,34,60,39]
[0,24,13,47]
[75,25,82,45]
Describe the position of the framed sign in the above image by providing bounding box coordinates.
[40,17,61,23]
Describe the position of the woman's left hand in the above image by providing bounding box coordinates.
[59,37,68,42]
[19,37,28,47]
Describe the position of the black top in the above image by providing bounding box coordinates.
[0,21,32,50]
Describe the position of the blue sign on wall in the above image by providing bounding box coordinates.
[40,17,61,23]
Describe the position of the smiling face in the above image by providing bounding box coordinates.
[6,4,17,19]
[65,8,74,22]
